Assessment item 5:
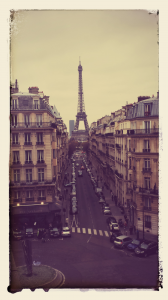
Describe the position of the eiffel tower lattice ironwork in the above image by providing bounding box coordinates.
[74,60,89,132]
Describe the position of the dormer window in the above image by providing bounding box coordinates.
[144,104,151,116]
[34,100,39,109]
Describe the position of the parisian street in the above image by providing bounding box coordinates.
[11,156,158,289]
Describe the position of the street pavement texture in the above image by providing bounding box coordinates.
[10,155,159,290]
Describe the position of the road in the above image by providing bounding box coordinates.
[11,155,159,289]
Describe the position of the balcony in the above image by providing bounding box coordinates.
[142,167,151,173]
[37,160,45,164]
[139,187,158,195]
[144,111,151,116]
[38,196,46,201]
[26,197,34,202]
[13,161,20,165]
[12,142,20,146]
[143,206,152,211]
[115,170,123,179]
[13,198,22,203]
[24,142,32,146]
[127,129,159,135]
[36,141,44,145]
[11,122,53,129]
[25,160,33,164]
[143,149,150,153]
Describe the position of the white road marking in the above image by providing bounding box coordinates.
[99,230,103,236]
[88,228,92,234]
[77,227,80,233]
[93,229,97,235]
[104,231,109,237]
[72,227,75,233]
[87,235,92,243]
[82,228,86,234]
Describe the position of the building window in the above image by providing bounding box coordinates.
[37,133,43,144]
[145,215,151,228]
[144,140,150,152]
[34,100,39,109]
[144,177,150,190]
[24,115,30,127]
[14,169,20,183]
[26,190,33,201]
[37,150,44,163]
[144,198,151,211]
[38,168,44,182]
[12,99,17,109]
[12,133,19,145]
[25,133,31,145]
[36,115,42,127]
[53,166,56,176]
[144,104,151,116]
[38,190,45,200]
[25,150,32,163]
[13,151,19,164]
[14,191,21,202]
[11,115,17,127]
[144,159,150,170]
[53,149,56,159]
[129,139,131,151]
[129,157,131,169]
[26,169,32,182]
[144,121,150,133]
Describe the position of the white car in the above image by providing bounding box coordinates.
[109,222,119,231]
[61,227,71,237]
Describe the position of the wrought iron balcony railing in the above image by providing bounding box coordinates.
[142,167,151,172]
[139,187,158,195]
[36,141,44,145]
[24,142,32,145]
[143,149,150,153]
[127,128,159,135]
[11,122,53,129]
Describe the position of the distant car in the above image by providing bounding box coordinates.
[134,241,158,257]
[25,228,34,238]
[106,217,117,224]
[49,227,60,238]
[76,163,79,166]
[61,227,71,237]
[12,229,23,240]
[127,239,144,251]
[110,231,122,243]
[78,170,83,177]
[103,209,112,215]
[114,236,132,249]
[70,206,78,215]
[99,198,106,204]
[81,166,84,170]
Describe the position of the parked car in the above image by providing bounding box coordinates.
[103,208,112,215]
[114,236,132,249]
[134,241,158,257]
[78,170,83,177]
[106,217,117,225]
[25,228,34,238]
[70,206,78,215]
[76,163,79,166]
[12,229,23,240]
[127,239,144,251]
[49,227,60,238]
[110,231,122,243]
[99,198,106,204]
[61,227,71,237]
[81,166,84,170]
[109,222,119,231]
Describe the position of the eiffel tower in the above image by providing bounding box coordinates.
[72,60,89,141]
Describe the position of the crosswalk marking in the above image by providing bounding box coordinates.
[70,226,110,237]
[104,231,109,237]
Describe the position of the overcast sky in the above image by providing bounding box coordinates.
[11,10,158,131]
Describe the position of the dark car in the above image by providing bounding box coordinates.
[12,229,23,240]
[127,239,143,251]
[114,236,132,249]
[25,228,34,238]
[106,217,117,225]
[110,231,122,243]
[49,227,60,238]
[134,241,158,257]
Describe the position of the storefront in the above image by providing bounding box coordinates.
[10,201,62,229]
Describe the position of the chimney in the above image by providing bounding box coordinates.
[29,86,39,94]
